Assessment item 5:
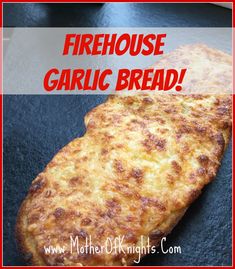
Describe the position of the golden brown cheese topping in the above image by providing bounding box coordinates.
[16,45,232,266]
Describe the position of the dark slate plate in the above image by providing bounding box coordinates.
[3,3,232,266]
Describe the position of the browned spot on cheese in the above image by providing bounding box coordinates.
[188,173,197,184]
[149,230,164,241]
[124,96,135,105]
[113,159,125,173]
[159,128,168,134]
[106,198,120,209]
[214,133,225,148]
[67,210,81,220]
[167,174,176,185]
[114,144,123,149]
[99,210,112,219]
[217,106,228,115]
[187,189,201,204]
[28,213,39,224]
[104,199,121,218]
[178,125,191,134]
[103,132,114,140]
[46,161,57,169]
[191,94,204,100]
[197,167,206,176]
[44,189,52,198]
[55,256,64,265]
[130,168,144,183]
[214,98,220,105]
[221,121,229,130]
[197,155,209,165]
[54,208,65,219]
[125,215,135,222]
[195,125,206,134]
[164,107,176,113]
[97,227,105,236]
[81,156,88,161]
[181,144,190,154]
[81,217,92,226]
[207,167,217,179]
[73,148,81,154]
[69,176,83,186]
[141,197,166,211]
[142,133,166,152]
[87,119,96,129]
[73,228,88,239]
[143,97,154,104]
[101,149,108,155]
[114,182,141,199]
[125,232,138,243]
[130,119,147,130]
[29,176,46,194]
[171,161,182,174]
[191,112,200,118]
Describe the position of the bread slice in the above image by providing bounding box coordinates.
[16,44,232,266]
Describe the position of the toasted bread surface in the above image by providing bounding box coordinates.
[16,45,232,266]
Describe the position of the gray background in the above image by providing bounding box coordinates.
[3,3,232,266]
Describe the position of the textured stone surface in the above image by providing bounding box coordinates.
[3,3,232,266]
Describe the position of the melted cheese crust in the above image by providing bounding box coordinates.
[16,45,232,266]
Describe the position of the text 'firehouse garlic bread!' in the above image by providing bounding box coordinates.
[16,45,232,266]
